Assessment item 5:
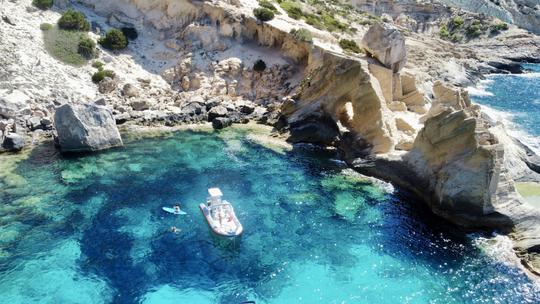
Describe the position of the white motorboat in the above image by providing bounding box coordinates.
[199,188,243,237]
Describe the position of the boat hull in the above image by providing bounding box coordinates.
[199,203,243,237]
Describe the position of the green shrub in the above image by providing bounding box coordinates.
[279,1,303,19]
[40,23,53,31]
[339,39,362,53]
[452,16,464,28]
[91,69,115,83]
[439,24,450,39]
[321,12,347,32]
[58,9,90,31]
[450,33,463,43]
[491,22,509,33]
[99,29,128,50]
[253,7,275,22]
[33,0,53,10]
[77,37,95,59]
[258,0,278,13]
[466,21,482,37]
[253,59,267,72]
[305,14,323,29]
[290,28,313,42]
[92,61,104,70]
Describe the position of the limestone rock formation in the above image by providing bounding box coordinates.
[406,108,503,219]
[288,50,397,154]
[53,104,123,152]
[362,23,407,72]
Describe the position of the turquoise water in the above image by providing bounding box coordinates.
[472,64,540,140]
[0,127,539,303]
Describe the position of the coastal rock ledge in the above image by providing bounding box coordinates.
[53,104,123,152]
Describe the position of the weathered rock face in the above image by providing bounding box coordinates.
[362,23,407,72]
[405,108,504,218]
[53,104,123,152]
[288,50,397,154]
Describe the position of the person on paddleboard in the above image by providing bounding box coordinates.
[174,205,181,214]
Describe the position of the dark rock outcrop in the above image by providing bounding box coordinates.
[212,117,232,129]
[1,133,25,152]
[287,112,340,145]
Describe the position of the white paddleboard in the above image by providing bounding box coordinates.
[162,207,187,215]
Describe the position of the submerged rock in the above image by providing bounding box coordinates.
[53,104,123,152]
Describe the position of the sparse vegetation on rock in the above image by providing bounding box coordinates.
[278,0,348,32]
[91,69,116,83]
[92,61,104,70]
[439,24,450,40]
[290,28,313,42]
[58,9,90,31]
[32,0,53,10]
[491,21,509,33]
[279,0,303,19]
[466,20,483,37]
[99,29,128,50]
[42,26,89,66]
[40,23,53,31]
[253,59,267,72]
[339,39,362,54]
[253,7,275,22]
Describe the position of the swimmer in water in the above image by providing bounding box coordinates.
[170,226,181,234]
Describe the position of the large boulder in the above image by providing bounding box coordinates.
[2,133,25,151]
[362,23,407,72]
[207,105,228,121]
[0,90,30,119]
[53,104,123,152]
[212,117,232,129]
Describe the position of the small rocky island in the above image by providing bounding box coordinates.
[1,0,540,299]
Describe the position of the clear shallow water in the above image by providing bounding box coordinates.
[0,128,539,304]
[471,64,540,141]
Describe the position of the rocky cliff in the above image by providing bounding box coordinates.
[440,0,540,35]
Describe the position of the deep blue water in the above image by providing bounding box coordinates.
[0,127,539,303]
[471,64,540,140]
